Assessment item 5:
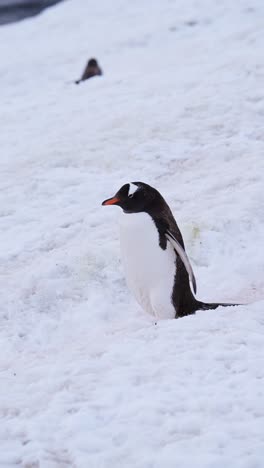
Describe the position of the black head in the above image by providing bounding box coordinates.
[102,182,165,214]
[88,58,98,67]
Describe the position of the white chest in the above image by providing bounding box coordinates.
[119,212,176,319]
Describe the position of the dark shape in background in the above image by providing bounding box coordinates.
[75,58,103,85]
[0,0,63,25]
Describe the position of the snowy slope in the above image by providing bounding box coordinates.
[0,0,264,466]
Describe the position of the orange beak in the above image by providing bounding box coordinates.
[102,196,120,206]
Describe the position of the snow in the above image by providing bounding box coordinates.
[0,0,264,466]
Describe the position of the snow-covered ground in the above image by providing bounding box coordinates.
[1,0,264,466]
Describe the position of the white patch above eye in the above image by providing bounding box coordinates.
[128,183,138,197]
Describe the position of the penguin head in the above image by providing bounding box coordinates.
[102,182,160,214]
[88,58,98,67]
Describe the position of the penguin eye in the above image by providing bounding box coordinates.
[128,194,134,199]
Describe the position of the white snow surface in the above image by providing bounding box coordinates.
[0,0,264,466]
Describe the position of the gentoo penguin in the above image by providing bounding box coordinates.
[75,58,102,84]
[102,182,239,319]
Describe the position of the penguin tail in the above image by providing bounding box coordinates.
[197,301,241,311]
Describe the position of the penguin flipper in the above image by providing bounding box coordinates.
[165,231,197,295]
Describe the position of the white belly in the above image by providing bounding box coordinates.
[120,212,176,319]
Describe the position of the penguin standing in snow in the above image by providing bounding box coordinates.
[75,58,102,84]
[102,182,238,319]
